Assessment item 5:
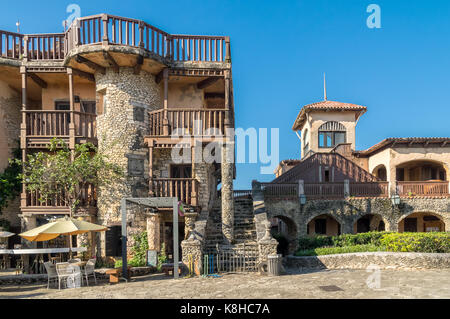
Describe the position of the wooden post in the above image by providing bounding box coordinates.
[224,69,231,136]
[20,66,27,207]
[138,21,144,48]
[23,36,28,62]
[162,68,170,136]
[225,36,231,63]
[148,139,154,196]
[67,68,76,150]
[102,14,109,45]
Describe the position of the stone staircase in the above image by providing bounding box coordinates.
[203,196,258,254]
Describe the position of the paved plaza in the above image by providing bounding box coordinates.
[0,268,449,299]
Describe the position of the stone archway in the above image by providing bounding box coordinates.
[398,212,446,232]
[306,213,342,236]
[271,215,298,255]
[353,213,387,233]
[372,164,387,181]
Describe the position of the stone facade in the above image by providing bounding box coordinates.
[95,67,162,256]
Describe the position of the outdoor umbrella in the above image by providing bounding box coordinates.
[0,231,15,238]
[19,217,108,257]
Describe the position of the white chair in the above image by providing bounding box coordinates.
[56,262,74,289]
[43,261,58,289]
[68,258,81,263]
[83,259,97,286]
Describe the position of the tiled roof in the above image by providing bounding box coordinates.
[355,137,450,156]
[292,100,367,131]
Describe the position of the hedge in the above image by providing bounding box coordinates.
[295,244,384,256]
[296,231,450,255]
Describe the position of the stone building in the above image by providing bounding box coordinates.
[258,96,450,254]
[0,14,261,269]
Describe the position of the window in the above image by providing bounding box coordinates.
[55,100,70,110]
[318,121,346,148]
[324,168,330,182]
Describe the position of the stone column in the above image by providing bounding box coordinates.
[221,141,234,244]
[258,220,278,264]
[181,239,202,276]
[146,213,161,251]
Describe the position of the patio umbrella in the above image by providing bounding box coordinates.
[19,217,108,257]
[0,231,15,238]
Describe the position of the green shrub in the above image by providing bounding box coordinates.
[380,232,450,253]
[331,231,391,247]
[157,243,168,271]
[129,231,149,267]
[295,244,384,256]
[298,235,332,250]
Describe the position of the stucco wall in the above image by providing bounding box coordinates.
[41,82,96,110]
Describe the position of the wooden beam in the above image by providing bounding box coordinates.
[72,68,95,82]
[75,55,106,74]
[204,92,224,99]
[197,77,220,90]
[133,55,144,75]
[155,69,165,84]
[27,73,47,88]
[102,51,119,73]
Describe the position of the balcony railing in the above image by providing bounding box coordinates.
[148,108,226,136]
[150,178,199,206]
[24,184,96,210]
[397,181,449,197]
[261,181,390,199]
[24,110,97,140]
[1,14,230,62]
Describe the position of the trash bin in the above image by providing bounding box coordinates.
[267,254,282,276]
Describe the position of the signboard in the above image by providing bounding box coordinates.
[147,250,158,267]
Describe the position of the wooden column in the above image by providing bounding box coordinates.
[225,36,231,63]
[102,14,109,45]
[67,68,76,150]
[20,66,27,207]
[162,68,170,135]
[148,139,154,196]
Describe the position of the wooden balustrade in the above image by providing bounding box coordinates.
[149,108,226,136]
[1,14,230,62]
[0,30,23,59]
[26,33,65,60]
[25,184,95,208]
[171,35,228,62]
[397,181,449,197]
[261,183,298,198]
[150,178,198,206]
[350,182,389,197]
[304,182,345,199]
[24,110,96,139]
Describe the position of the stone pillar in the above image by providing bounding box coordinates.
[181,239,202,276]
[258,220,278,264]
[146,213,161,251]
[95,67,162,257]
[21,215,37,248]
[221,142,234,244]
[75,216,94,258]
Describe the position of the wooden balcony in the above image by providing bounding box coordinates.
[148,108,227,137]
[150,178,199,206]
[21,184,96,215]
[23,110,97,148]
[1,14,230,63]
[397,181,449,197]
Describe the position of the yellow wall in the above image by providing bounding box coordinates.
[41,83,96,110]
[168,83,204,109]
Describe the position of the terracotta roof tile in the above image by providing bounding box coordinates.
[355,137,450,156]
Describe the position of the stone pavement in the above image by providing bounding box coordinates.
[0,269,449,299]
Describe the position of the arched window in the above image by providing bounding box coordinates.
[318,121,346,148]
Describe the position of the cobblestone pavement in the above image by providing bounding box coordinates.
[1,269,449,299]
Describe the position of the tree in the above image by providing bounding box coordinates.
[16,138,123,216]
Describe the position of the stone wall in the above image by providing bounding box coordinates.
[0,81,21,227]
[95,67,161,256]
[264,196,450,237]
[286,252,450,270]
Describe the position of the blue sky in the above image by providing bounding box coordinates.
[2,0,450,189]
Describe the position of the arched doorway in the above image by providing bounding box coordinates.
[270,215,298,256]
[398,212,445,232]
[307,214,341,236]
[372,165,387,181]
[353,214,385,233]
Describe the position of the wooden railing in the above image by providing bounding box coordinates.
[0,30,23,59]
[261,183,298,198]
[24,110,96,139]
[148,108,226,136]
[304,182,345,199]
[25,34,65,60]
[397,181,449,197]
[0,14,230,62]
[25,184,96,208]
[350,182,389,197]
[150,178,199,206]
[171,35,228,62]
